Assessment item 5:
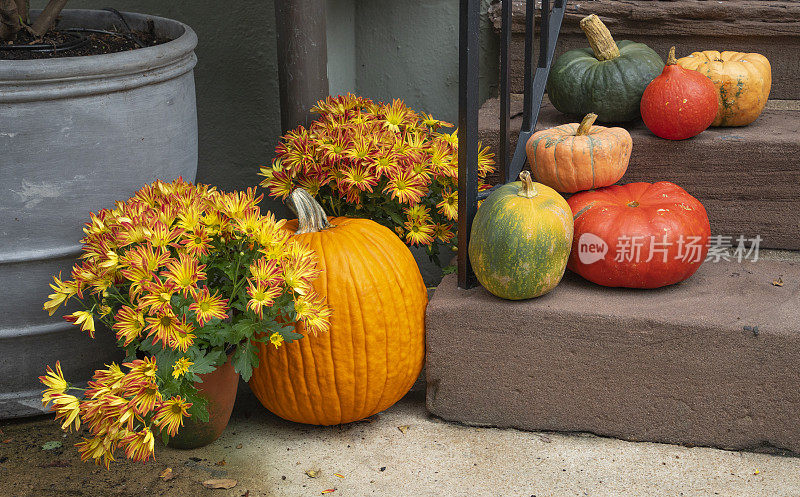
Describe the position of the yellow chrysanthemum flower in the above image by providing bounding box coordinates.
[172,357,194,379]
[269,332,284,349]
[43,274,76,316]
[188,287,228,326]
[112,306,146,346]
[121,427,155,463]
[246,280,283,319]
[64,310,96,337]
[50,393,81,431]
[436,188,458,221]
[76,435,117,469]
[153,396,192,437]
[39,361,68,405]
[161,253,206,295]
[294,292,332,336]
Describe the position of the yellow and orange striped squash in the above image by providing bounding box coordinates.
[526,113,632,193]
[248,188,427,425]
[677,50,771,127]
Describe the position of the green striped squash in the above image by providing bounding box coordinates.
[468,171,573,300]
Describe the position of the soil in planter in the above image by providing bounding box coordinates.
[0,26,172,60]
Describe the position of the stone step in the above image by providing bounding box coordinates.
[426,252,800,453]
[477,95,800,250]
[488,0,800,100]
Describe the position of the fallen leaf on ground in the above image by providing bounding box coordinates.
[202,479,237,489]
[321,489,336,494]
[397,425,409,434]
[2,438,12,443]
[216,459,227,466]
[159,467,174,480]
[333,473,344,479]
[305,469,321,478]
[236,443,243,449]
[41,441,62,450]
[773,277,784,287]
[37,459,71,468]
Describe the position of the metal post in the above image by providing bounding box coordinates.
[499,0,512,184]
[274,0,330,133]
[520,0,535,133]
[505,0,566,182]
[457,0,480,290]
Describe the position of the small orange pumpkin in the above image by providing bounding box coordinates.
[526,113,632,193]
[248,188,427,425]
[677,50,771,127]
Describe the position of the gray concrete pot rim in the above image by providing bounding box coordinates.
[0,9,198,102]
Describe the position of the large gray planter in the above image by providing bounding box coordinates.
[0,10,198,418]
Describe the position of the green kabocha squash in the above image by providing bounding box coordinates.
[468,171,573,300]
[547,14,664,122]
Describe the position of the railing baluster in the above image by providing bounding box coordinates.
[499,0,512,184]
[504,0,566,185]
[461,0,567,288]
[520,0,535,133]
[539,0,550,69]
[457,0,480,290]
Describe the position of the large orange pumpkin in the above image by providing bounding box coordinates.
[526,113,632,193]
[248,188,427,425]
[676,50,771,127]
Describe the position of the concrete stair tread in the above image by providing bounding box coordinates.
[489,0,800,99]
[425,254,800,451]
[478,96,800,249]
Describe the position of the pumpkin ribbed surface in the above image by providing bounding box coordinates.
[526,115,632,193]
[547,40,664,123]
[249,217,427,425]
[677,50,771,127]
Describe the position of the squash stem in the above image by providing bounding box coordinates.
[579,14,620,61]
[518,171,538,198]
[575,113,598,136]
[666,46,677,65]
[288,188,331,234]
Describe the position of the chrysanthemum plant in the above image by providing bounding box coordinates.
[40,178,331,467]
[260,94,495,269]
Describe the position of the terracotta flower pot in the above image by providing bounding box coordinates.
[167,355,239,449]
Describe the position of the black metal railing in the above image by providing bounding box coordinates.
[457,0,567,289]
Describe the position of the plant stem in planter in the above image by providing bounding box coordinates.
[0,0,22,40]
[29,0,69,37]
[0,0,67,41]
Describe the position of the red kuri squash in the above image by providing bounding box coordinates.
[567,182,710,288]
[640,47,717,140]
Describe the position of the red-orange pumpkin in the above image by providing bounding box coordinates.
[640,47,718,140]
[567,181,711,288]
[248,189,427,425]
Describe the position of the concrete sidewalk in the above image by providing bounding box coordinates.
[2,385,799,496]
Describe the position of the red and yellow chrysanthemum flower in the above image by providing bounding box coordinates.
[188,286,228,326]
[153,396,192,437]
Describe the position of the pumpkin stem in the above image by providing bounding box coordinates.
[288,188,331,234]
[575,113,598,136]
[666,46,677,65]
[518,171,538,198]
[579,14,620,61]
